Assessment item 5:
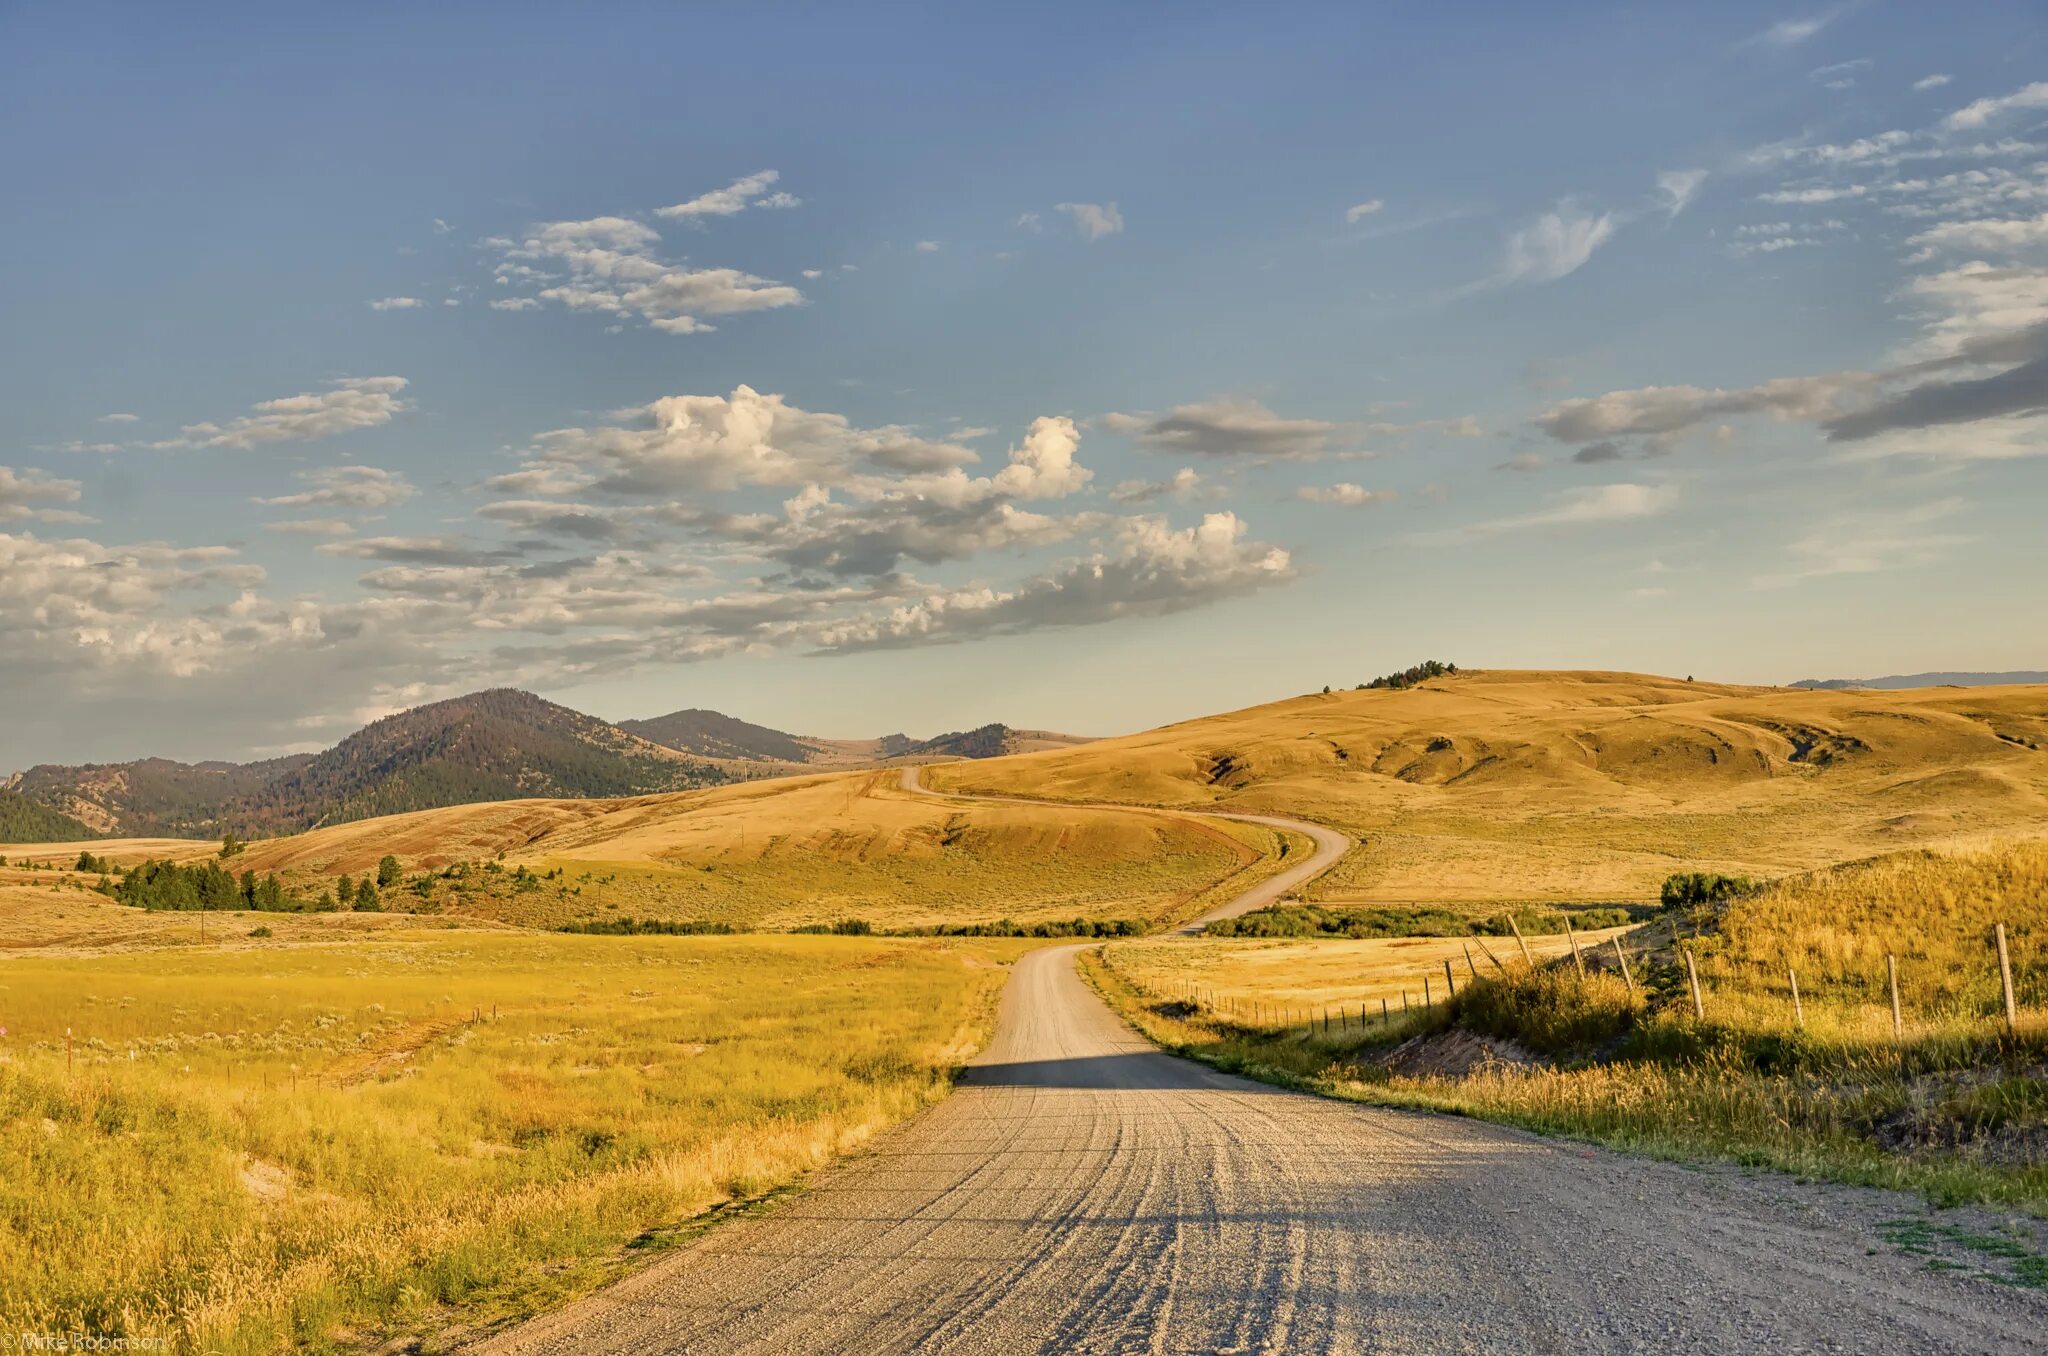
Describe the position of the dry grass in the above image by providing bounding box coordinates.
[0,915,1032,1352]
[4,772,1277,934]
[1084,839,2048,1212]
[928,669,2048,904]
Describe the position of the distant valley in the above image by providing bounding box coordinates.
[1,691,1093,841]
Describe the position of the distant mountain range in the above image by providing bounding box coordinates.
[1790,671,2048,691]
[2,691,1092,841]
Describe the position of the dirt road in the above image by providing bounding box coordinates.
[475,783,2046,1354]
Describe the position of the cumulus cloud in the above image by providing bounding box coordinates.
[521,385,981,496]
[1056,201,1124,239]
[1914,74,1952,92]
[656,169,800,219]
[1344,199,1384,223]
[0,467,87,523]
[1292,483,1396,506]
[369,297,423,311]
[991,416,1091,497]
[1904,213,2048,258]
[255,464,415,511]
[490,296,541,312]
[164,377,411,450]
[808,512,1294,653]
[916,240,942,253]
[1104,399,1351,460]
[1108,467,1217,505]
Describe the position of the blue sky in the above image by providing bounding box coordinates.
[4,2,2046,764]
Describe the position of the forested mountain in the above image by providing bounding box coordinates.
[8,690,730,839]
[0,789,98,843]
[618,708,822,764]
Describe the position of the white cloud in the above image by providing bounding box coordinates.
[1754,498,1973,586]
[1489,200,1618,287]
[369,297,423,311]
[808,512,1294,653]
[490,296,541,311]
[1292,483,1395,507]
[656,170,799,219]
[98,413,139,424]
[0,467,86,523]
[1905,213,2048,260]
[166,377,411,450]
[1739,9,1843,49]
[1056,201,1125,240]
[991,416,1092,498]
[1464,483,1679,534]
[916,240,942,253]
[265,517,356,536]
[493,213,802,335]
[1656,169,1708,219]
[1944,81,2048,131]
[1913,74,1952,91]
[1344,199,1384,223]
[255,465,414,511]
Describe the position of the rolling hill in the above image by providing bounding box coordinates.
[619,710,1092,767]
[922,669,2048,904]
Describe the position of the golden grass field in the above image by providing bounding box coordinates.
[1,770,1280,933]
[0,895,1032,1353]
[1083,837,2048,1213]
[929,669,2048,904]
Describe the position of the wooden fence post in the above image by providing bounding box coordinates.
[1401,991,1409,1014]
[1506,914,1533,966]
[1565,917,1586,979]
[1424,976,1433,1007]
[1788,967,1804,1030]
[1473,934,1507,974]
[1995,923,2018,1035]
[1609,937,1635,995]
[1443,958,1457,999]
[1382,996,1390,1024]
[1463,943,1482,980]
[1683,948,1705,1020]
[1887,953,1903,1038]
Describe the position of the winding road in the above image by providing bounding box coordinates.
[476,772,2047,1355]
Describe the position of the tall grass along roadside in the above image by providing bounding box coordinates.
[0,929,1029,1353]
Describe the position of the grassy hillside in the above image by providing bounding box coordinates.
[929,669,2048,903]
[8,757,312,837]
[0,915,1029,1352]
[26,769,1281,933]
[1086,839,2048,1215]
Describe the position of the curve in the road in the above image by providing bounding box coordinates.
[895,762,1352,931]
[474,768,2046,1355]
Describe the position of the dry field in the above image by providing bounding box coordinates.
[1084,838,2048,1213]
[0,889,1033,1353]
[929,669,2048,904]
[2,770,1279,934]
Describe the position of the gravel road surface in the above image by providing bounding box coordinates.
[474,785,2047,1355]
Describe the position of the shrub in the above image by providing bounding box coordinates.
[1661,872,1759,909]
[1455,967,1643,1057]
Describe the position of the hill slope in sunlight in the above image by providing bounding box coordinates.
[924,669,2048,903]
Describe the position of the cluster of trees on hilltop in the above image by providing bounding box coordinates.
[1361,660,1459,691]
[105,859,293,911]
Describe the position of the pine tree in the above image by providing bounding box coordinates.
[377,854,401,887]
[355,877,381,911]
[335,873,353,910]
